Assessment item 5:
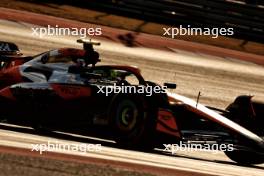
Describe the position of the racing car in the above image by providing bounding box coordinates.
[0,39,263,165]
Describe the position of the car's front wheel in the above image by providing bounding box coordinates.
[225,150,264,165]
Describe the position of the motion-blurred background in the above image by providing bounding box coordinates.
[1,0,264,55]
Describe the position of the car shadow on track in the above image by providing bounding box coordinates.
[152,150,264,169]
[0,122,116,147]
[0,122,263,170]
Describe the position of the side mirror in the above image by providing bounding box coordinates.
[164,82,177,89]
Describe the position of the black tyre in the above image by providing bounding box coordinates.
[226,96,263,135]
[31,122,51,134]
[225,150,264,165]
[109,95,156,150]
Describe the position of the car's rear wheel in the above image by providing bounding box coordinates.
[226,96,263,135]
[225,150,264,165]
[109,95,156,150]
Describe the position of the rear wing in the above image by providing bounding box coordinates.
[76,39,101,66]
[0,41,22,56]
[77,38,100,51]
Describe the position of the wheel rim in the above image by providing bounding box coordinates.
[117,100,138,132]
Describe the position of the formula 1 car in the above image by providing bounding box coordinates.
[0,39,263,165]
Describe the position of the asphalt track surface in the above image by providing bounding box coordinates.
[0,16,264,176]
